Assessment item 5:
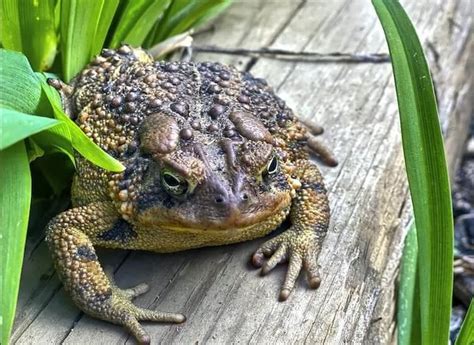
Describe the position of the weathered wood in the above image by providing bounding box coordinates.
[12,0,473,344]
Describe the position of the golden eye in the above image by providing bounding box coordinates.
[161,171,189,196]
[265,156,278,175]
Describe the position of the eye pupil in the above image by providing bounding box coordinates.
[268,157,278,174]
[163,173,180,187]
[161,171,189,196]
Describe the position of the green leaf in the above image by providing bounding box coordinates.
[0,108,59,150]
[0,0,57,70]
[38,74,125,172]
[31,122,76,166]
[90,0,120,56]
[410,274,422,344]
[25,136,45,162]
[60,0,119,81]
[373,1,454,344]
[108,0,171,48]
[0,49,44,114]
[0,141,32,345]
[189,0,233,29]
[397,223,420,345]
[455,299,474,345]
[0,50,74,164]
[145,0,232,47]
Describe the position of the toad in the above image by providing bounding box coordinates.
[46,45,337,344]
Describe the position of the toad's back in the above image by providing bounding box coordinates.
[70,46,298,159]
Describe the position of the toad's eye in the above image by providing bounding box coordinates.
[264,156,279,176]
[161,171,189,196]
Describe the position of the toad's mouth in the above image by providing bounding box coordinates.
[136,192,292,233]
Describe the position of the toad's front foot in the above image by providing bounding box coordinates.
[101,270,186,344]
[251,228,322,301]
[45,203,185,345]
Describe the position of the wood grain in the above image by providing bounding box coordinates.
[12,0,473,344]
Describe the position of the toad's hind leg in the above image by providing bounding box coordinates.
[306,134,338,167]
[297,119,338,167]
[300,119,324,136]
[45,202,185,344]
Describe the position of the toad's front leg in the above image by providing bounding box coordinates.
[252,159,330,300]
[45,202,185,344]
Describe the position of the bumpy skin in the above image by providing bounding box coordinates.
[45,45,335,344]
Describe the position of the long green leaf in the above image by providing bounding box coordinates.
[38,74,125,172]
[410,273,422,344]
[25,136,45,162]
[186,0,233,30]
[0,141,32,344]
[60,0,100,81]
[372,1,454,344]
[0,108,59,150]
[455,299,474,345]
[108,0,170,48]
[397,223,420,345]
[0,49,44,114]
[60,0,118,81]
[90,0,120,55]
[31,122,76,166]
[0,0,57,71]
[0,1,21,53]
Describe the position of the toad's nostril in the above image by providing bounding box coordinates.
[215,196,225,203]
[242,193,249,200]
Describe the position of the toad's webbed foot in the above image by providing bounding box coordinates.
[252,227,323,301]
[252,159,329,300]
[102,267,186,344]
[46,202,185,344]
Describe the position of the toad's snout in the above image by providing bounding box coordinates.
[212,187,250,209]
[208,188,254,227]
[199,172,259,227]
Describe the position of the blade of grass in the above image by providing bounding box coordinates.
[0,108,59,150]
[372,1,454,344]
[455,299,474,345]
[0,0,57,71]
[0,141,32,344]
[398,222,420,345]
[108,0,170,48]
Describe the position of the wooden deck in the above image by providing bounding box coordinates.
[12,0,473,344]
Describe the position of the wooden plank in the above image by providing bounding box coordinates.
[12,0,473,343]
[191,0,304,68]
[247,2,472,343]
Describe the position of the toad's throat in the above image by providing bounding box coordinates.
[137,193,292,233]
